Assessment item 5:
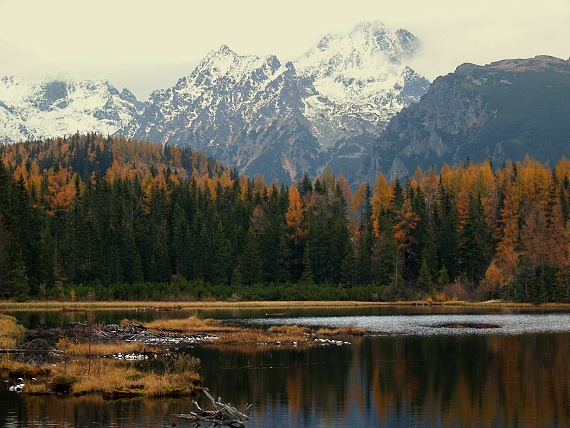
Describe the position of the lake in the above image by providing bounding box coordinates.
[1,307,569,427]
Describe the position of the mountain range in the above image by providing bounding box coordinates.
[1,21,569,185]
[0,21,428,184]
[0,77,143,144]
[121,21,429,183]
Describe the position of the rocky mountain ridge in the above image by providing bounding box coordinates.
[369,55,570,180]
[120,21,429,183]
[0,21,428,184]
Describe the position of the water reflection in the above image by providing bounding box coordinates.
[2,311,569,427]
[194,333,570,427]
[0,393,194,427]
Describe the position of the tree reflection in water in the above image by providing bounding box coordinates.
[1,332,569,427]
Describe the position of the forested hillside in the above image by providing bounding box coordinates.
[1,135,569,303]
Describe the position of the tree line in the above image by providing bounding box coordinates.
[1,134,569,303]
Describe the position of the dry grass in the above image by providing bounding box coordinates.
[2,300,567,317]
[0,314,25,348]
[144,316,237,334]
[0,300,401,311]
[61,340,155,357]
[216,325,310,345]
[0,313,201,398]
[1,349,201,398]
[147,316,361,345]
[64,358,200,397]
[267,325,310,336]
[215,329,271,345]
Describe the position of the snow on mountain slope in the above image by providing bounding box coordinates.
[121,45,323,182]
[295,21,429,145]
[119,22,428,183]
[0,77,144,144]
[296,22,420,100]
[1,21,429,184]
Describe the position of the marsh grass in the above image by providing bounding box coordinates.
[0,315,201,398]
[64,340,154,357]
[147,315,314,345]
[3,352,202,398]
[145,316,237,333]
[58,357,198,397]
[54,338,201,397]
[216,325,311,345]
[267,325,310,336]
[0,314,24,348]
[146,315,364,345]
[0,300,423,311]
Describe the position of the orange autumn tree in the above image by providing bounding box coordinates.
[371,172,393,236]
[286,186,306,245]
[485,179,519,292]
[44,167,76,215]
[394,195,420,275]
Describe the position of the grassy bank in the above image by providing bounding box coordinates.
[0,314,25,348]
[0,315,201,398]
[3,299,568,312]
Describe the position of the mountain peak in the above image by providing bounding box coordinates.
[189,45,283,88]
[352,20,388,34]
[212,44,236,57]
[294,21,427,107]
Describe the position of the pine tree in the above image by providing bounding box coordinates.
[235,227,264,286]
[437,266,450,288]
[299,242,314,284]
[340,240,359,287]
[356,183,374,284]
[458,194,491,286]
[417,256,433,291]
[435,177,458,279]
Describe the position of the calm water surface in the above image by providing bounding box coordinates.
[1,308,569,427]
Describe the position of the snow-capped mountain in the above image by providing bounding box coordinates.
[120,21,428,183]
[0,77,144,144]
[295,21,428,143]
[121,45,323,182]
[0,21,428,184]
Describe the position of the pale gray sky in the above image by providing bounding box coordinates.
[1,0,568,99]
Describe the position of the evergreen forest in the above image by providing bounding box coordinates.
[1,134,569,303]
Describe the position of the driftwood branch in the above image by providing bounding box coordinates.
[176,390,251,428]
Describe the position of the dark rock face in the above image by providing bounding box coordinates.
[369,55,570,180]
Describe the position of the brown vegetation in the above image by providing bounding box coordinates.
[0,314,24,348]
[145,316,237,334]
[0,315,202,398]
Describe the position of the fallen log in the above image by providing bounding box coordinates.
[175,389,251,428]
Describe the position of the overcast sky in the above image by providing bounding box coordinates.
[0,0,568,99]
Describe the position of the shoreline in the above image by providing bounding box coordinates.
[2,300,570,311]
